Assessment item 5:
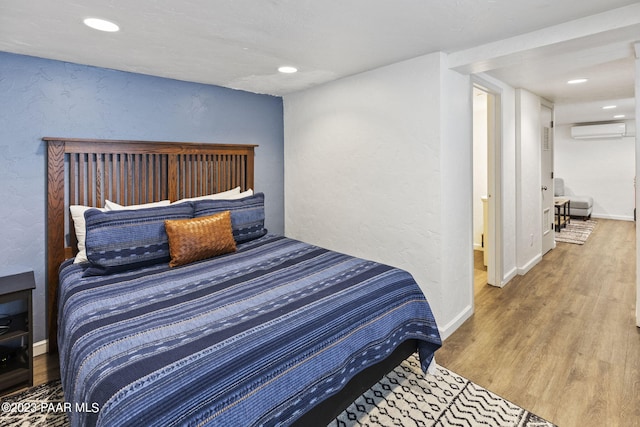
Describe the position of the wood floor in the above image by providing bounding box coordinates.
[17,219,640,426]
[437,218,639,427]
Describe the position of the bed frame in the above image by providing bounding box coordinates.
[45,137,416,425]
[45,137,257,352]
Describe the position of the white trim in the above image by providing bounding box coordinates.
[517,254,542,276]
[439,304,473,341]
[33,339,48,357]
[471,76,504,291]
[502,267,518,286]
[591,214,635,222]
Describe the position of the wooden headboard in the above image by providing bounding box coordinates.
[45,137,257,352]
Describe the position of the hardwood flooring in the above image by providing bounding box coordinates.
[16,219,640,426]
[33,351,59,388]
[437,218,639,427]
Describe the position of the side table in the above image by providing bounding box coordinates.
[554,198,570,232]
[0,271,35,395]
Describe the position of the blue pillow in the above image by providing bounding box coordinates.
[193,193,267,243]
[83,203,194,276]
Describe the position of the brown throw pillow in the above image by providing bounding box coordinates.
[165,211,236,268]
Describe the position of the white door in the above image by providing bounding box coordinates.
[541,103,554,255]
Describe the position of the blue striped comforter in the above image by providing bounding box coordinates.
[58,235,441,426]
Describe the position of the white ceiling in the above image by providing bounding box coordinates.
[1,0,638,125]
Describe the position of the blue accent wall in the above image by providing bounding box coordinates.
[0,51,284,343]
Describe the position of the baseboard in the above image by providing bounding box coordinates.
[591,214,634,222]
[439,304,473,341]
[517,254,542,276]
[33,339,48,357]
[501,267,518,287]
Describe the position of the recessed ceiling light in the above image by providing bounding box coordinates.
[567,78,588,84]
[613,114,625,119]
[278,66,298,74]
[602,105,617,110]
[83,18,120,32]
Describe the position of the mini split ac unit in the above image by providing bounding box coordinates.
[570,122,626,139]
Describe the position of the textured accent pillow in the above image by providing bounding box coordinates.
[83,203,194,276]
[165,211,236,268]
[193,193,267,243]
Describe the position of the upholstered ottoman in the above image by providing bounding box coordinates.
[554,178,593,220]
[568,195,593,219]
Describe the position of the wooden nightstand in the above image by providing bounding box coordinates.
[0,271,35,395]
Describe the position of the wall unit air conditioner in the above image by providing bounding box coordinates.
[570,122,626,139]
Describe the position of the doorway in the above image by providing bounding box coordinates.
[541,102,554,255]
[472,80,502,289]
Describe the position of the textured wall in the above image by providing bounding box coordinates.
[283,53,474,339]
[0,51,284,344]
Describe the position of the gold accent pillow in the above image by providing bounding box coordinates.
[165,211,236,268]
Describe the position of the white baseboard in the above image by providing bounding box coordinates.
[439,304,473,341]
[517,254,542,276]
[33,339,48,357]
[591,213,635,222]
[501,267,518,287]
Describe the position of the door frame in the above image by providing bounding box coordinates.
[540,100,555,255]
[472,76,503,288]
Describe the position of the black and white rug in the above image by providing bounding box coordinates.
[1,355,555,427]
[555,219,597,245]
[1,380,67,427]
[332,355,555,426]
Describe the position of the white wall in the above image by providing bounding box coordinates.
[283,52,472,339]
[555,123,635,221]
[439,57,474,334]
[516,89,543,273]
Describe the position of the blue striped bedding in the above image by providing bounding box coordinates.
[58,234,441,426]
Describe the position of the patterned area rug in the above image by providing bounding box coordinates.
[1,355,555,427]
[555,219,597,245]
[332,354,555,427]
[1,380,67,427]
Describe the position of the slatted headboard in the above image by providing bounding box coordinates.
[45,137,257,351]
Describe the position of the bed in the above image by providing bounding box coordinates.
[46,137,441,426]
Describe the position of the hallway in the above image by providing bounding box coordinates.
[437,219,639,426]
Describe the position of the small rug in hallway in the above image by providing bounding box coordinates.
[1,355,556,427]
[555,219,597,245]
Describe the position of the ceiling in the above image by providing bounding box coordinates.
[1,0,638,125]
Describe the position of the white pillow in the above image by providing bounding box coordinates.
[221,189,254,199]
[69,205,106,264]
[172,186,243,204]
[104,199,171,211]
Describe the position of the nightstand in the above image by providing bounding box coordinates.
[0,271,35,395]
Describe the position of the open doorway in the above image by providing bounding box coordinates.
[472,80,503,291]
[472,87,490,291]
